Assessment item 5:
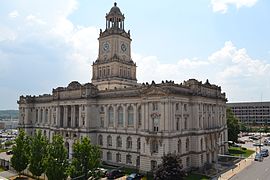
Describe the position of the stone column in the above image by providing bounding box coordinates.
[164,102,169,131]
[104,106,108,128]
[56,106,60,127]
[42,108,46,125]
[141,103,145,130]
[160,102,165,131]
[133,104,137,128]
[64,106,68,127]
[113,105,117,128]
[79,105,82,127]
[24,107,29,125]
[145,102,149,130]
[71,106,75,127]
[123,105,127,128]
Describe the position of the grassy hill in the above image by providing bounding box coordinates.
[0,110,19,120]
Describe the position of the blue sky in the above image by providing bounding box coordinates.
[1,0,270,109]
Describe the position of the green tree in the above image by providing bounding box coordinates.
[239,123,248,132]
[227,108,240,142]
[29,130,48,179]
[11,130,30,176]
[154,153,185,180]
[45,135,69,180]
[70,137,101,180]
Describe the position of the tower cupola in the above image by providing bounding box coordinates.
[106,2,125,30]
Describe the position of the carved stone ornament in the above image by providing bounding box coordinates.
[159,139,163,146]
[146,137,150,144]
[151,112,161,119]
[141,86,169,96]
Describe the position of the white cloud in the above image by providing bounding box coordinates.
[0,26,17,41]
[8,10,19,18]
[211,0,258,13]
[134,41,270,102]
[0,0,97,109]
[26,14,46,25]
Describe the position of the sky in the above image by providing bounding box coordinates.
[1,0,270,109]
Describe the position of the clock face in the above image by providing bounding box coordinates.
[103,42,110,52]
[121,43,127,52]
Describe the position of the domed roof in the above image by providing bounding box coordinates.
[108,2,122,16]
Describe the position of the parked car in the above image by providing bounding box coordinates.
[92,168,107,178]
[261,149,269,157]
[106,169,125,179]
[237,139,245,144]
[255,153,263,162]
[6,150,13,155]
[228,141,241,147]
[126,173,144,180]
[253,143,264,147]
[250,136,260,140]
[264,139,270,145]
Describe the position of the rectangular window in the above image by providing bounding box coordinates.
[116,153,121,162]
[151,160,157,171]
[153,103,158,111]
[126,155,132,164]
[184,104,187,111]
[100,117,104,127]
[176,117,180,131]
[153,118,159,132]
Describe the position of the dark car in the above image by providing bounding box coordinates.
[6,150,13,155]
[126,173,144,180]
[106,169,125,179]
[255,153,263,162]
[261,149,269,157]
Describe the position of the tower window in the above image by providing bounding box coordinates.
[107,66,110,76]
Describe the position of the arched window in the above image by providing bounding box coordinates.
[186,138,189,152]
[178,139,182,154]
[107,135,112,147]
[116,153,121,162]
[107,151,112,161]
[127,136,132,149]
[98,135,103,146]
[127,106,134,126]
[137,138,141,150]
[108,106,114,126]
[151,139,159,154]
[126,154,132,164]
[117,136,122,148]
[118,106,123,127]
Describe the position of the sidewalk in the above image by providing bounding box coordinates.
[218,154,255,180]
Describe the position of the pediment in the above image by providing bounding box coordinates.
[141,86,170,96]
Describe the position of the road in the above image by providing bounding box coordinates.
[231,135,270,180]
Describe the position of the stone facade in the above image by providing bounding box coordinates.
[18,3,228,173]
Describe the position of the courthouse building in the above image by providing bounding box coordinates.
[18,3,228,172]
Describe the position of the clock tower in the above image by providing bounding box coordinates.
[92,2,137,90]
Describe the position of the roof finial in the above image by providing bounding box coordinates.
[114,2,117,6]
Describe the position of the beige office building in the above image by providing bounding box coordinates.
[18,3,228,172]
[227,102,270,125]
